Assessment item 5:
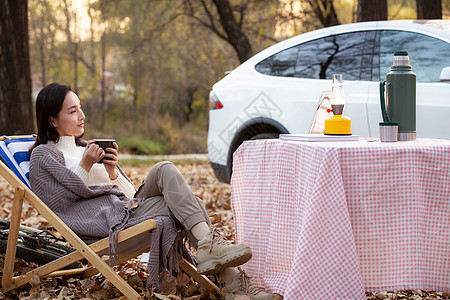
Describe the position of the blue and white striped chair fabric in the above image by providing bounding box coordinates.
[0,136,35,189]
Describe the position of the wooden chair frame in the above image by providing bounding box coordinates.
[0,135,219,299]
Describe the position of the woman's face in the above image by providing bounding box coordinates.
[52,91,85,137]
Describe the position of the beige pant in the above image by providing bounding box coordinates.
[130,161,210,234]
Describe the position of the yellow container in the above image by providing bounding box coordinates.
[324,114,351,135]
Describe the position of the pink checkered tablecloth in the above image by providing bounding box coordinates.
[231,138,450,299]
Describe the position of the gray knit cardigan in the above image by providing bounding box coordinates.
[29,142,146,241]
[29,143,192,290]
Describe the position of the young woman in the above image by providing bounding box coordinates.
[29,83,272,300]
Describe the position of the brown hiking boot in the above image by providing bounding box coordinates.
[197,229,252,275]
[225,267,273,300]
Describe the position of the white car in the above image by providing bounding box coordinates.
[207,20,450,183]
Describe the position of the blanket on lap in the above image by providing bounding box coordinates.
[29,142,189,291]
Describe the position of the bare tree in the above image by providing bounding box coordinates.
[308,0,340,27]
[86,1,98,75]
[101,28,107,130]
[99,0,108,130]
[184,0,253,63]
[357,0,388,22]
[417,0,442,19]
[29,0,53,87]
[61,0,80,94]
[37,2,47,86]
[0,0,34,134]
[211,0,253,62]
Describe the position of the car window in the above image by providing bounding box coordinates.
[296,31,371,80]
[379,30,450,82]
[255,31,376,81]
[254,45,298,77]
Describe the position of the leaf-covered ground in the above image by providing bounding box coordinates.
[0,162,449,299]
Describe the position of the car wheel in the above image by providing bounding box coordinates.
[249,132,280,140]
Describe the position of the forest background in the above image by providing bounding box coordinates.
[0,1,449,298]
[6,0,450,155]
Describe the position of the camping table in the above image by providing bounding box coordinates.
[231,138,450,299]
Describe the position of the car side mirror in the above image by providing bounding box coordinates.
[440,67,450,83]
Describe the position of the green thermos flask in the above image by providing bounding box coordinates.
[380,51,416,141]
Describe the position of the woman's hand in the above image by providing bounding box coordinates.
[103,142,119,180]
[79,140,104,172]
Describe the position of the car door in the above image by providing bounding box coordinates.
[367,29,450,139]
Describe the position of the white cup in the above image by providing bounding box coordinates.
[379,122,398,142]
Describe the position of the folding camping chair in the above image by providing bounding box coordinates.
[0,135,219,299]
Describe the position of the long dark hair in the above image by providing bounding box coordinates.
[29,83,85,154]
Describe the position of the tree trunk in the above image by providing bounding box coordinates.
[73,42,78,95]
[132,65,139,129]
[417,0,442,19]
[211,0,253,63]
[185,86,197,123]
[38,3,46,86]
[39,39,46,87]
[0,1,34,135]
[357,0,388,22]
[101,31,106,130]
[310,0,340,27]
[62,0,79,93]
[87,3,97,75]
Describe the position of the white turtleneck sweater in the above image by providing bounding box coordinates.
[53,136,136,199]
